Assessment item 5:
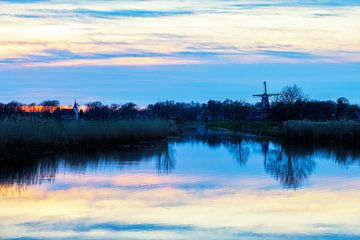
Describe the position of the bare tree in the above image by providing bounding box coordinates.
[275,85,308,105]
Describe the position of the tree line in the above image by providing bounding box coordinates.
[1,85,359,122]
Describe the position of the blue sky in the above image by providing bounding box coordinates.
[0,0,359,105]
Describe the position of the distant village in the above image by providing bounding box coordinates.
[1,82,360,122]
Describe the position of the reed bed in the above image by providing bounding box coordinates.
[281,120,360,143]
[0,118,172,150]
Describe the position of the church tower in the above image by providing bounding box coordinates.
[73,100,79,120]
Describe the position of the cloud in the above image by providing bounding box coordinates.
[0,0,49,2]
[230,0,360,9]
[257,50,318,59]
[18,221,193,232]
[0,48,239,65]
[72,9,193,18]
[313,13,340,17]
[0,49,166,64]
[2,48,359,66]
[2,8,193,20]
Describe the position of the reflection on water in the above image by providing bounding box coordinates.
[0,133,359,239]
[0,141,175,189]
[264,142,316,189]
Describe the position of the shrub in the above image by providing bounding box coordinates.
[281,120,360,143]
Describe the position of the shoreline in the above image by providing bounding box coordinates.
[2,119,360,161]
[179,120,360,144]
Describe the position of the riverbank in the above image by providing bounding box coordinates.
[0,118,174,154]
[180,120,360,144]
[205,121,280,137]
[2,118,360,160]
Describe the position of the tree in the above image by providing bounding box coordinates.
[0,101,23,117]
[207,100,223,121]
[86,101,103,108]
[121,102,138,118]
[110,103,120,110]
[40,100,60,106]
[276,85,307,105]
[84,102,109,120]
[336,97,350,119]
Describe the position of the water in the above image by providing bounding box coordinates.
[1,133,359,239]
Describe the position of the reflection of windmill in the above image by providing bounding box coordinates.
[253,81,279,110]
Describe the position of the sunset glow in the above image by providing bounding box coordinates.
[17,105,88,113]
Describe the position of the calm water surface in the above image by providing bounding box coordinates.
[0,133,359,239]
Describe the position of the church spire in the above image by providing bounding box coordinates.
[73,99,79,120]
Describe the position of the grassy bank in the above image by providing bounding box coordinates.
[281,120,360,143]
[0,118,172,151]
[199,120,360,144]
[206,121,280,136]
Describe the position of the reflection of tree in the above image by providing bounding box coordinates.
[263,142,360,189]
[2,133,360,195]
[180,133,249,166]
[156,144,175,174]
[265,144,316,189]
[0,141,172,192]
[262,141,269,167]
[224,140,249,166]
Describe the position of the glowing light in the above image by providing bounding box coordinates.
[17,105,88,113]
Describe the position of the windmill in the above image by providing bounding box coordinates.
[253,81,279,110]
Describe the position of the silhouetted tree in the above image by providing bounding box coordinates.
[121,102,138,119]
[0,101,23,117]
[53,107,62,120]
[336,97,350,119]
[207,100,223,121]
[86,101,103,108]
[275,85,308,105]
[85,102,110,120]
[40,100,60,106]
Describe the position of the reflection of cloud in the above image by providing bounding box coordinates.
[1,176,360,239]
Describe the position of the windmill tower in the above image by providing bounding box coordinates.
[253,81,279,110]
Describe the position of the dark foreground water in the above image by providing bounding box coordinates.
[0,133,359,239]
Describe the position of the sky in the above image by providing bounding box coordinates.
[0,0,359,105]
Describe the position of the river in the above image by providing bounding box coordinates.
[0,132,359,239]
